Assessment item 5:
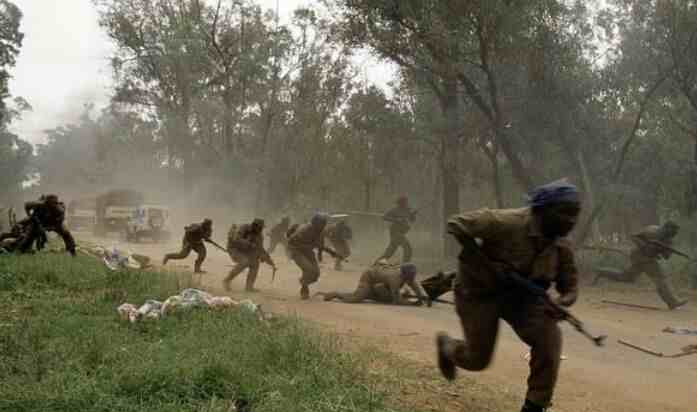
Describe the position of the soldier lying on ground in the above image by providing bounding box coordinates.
[321,260,427,305]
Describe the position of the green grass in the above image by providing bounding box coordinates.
[0,252,399,412]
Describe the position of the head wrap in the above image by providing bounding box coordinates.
[527,179,580,208]
[400,263,417,279]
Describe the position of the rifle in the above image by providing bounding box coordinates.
[506,271,605,346]
[455,235,606,347]
[634,236,693,261]
[206,238,228,253]
[579,244,630,257]
[319,246,347,262]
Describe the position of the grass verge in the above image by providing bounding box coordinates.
[0,251,401,412]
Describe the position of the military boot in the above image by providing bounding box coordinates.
[300,285,310,300]
[520,399,546,412]
[435,332,456,381]
[334,260,343,271]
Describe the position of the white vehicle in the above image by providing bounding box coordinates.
[125,205,171,243]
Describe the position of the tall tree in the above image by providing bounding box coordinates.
[0,0,23,123]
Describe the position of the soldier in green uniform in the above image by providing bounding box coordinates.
[223,218,276,292]
[436,180,581,412]
[322,261,427,305]
[593,221,687,309]
[19,194,75,255]
[162,218,213,273]
[287,214,341,300]
[377,196,416,263]
[323,219,352,270]
[268,216,291,256]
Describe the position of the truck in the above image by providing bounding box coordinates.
[94,190,145,237]
[124,205,171,243]
[66,198,97,231]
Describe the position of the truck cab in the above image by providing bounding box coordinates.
[125,205,171,243]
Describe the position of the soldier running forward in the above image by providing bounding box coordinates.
[593,221,687,310]
[163,218,213,273]
[323,219,353,270]
[287,213,340,300]
[267,216,291,256]
[436,180,581,412]
[223,218,276,292]
[322,260,427,305]
[18,194,76,256]
[377,196,416,263]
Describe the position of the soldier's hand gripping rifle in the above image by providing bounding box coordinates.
[506,271,606,347]
[454,232,606,347]
[258,248,278,283]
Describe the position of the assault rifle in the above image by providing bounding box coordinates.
[455,235,606,347]
[633,236,693,261]
[318,246,347,263]
[206,238,228,253]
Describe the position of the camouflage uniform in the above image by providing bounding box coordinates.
[163,220,212,273]
[268,217,290,256]
[323,221,352,270]
[223,220,275,292]
[20,196,76,255]
[288,217,327,299]
[442,207,579,408]
[323,262,427,304]
[378,202,416,263]
[595,225,686,309]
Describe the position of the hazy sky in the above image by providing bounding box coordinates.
[7,0,393,145]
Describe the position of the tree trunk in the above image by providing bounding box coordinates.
[440,79,460,258]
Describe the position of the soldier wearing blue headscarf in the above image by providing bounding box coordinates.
[436,179,582,412]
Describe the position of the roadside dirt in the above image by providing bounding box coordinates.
[83,234,697,412]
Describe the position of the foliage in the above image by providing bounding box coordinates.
[0,252,399,412]
[0,0,23,120]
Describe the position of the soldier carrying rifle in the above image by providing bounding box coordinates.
[436,180,585,412]
[593,221,688,310]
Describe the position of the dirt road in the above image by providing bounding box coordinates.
[86,234,697,412]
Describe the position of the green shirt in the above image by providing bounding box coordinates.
[448,207,578,296]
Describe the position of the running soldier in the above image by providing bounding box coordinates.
[17,194,76,256]
[323,219,352,270]
[287,214,341,299]
[162,219,213,273]
[377,196,416,263]
[593,221,687,309]
[223,219,276,292]
[436,180,581,412]
[322,261,427,305]
[268,216,291,256]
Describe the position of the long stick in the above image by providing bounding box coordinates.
[618,339,664,357]
[602,300,664,311]
[617,340,697,358]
